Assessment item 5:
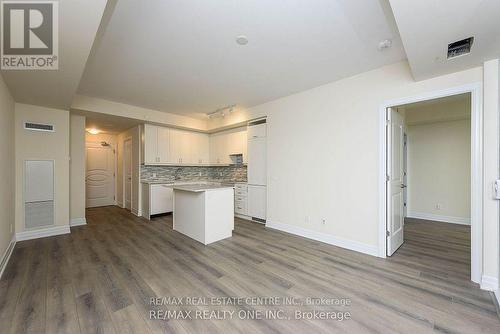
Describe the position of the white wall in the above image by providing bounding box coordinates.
[407,119,471,223]
[15,104,70,233]
[72,95,208,131]
[70,115,86,223]
[85,132,117,147]
[213,61,480,256]
[0,74,15,272]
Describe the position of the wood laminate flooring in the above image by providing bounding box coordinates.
[1,207,499,333]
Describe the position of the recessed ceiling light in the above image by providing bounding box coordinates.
[87,128,100,135]
[236,35,248,45]
[378,39,392,51]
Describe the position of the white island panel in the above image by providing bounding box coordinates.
[173,191,206,243]
[205,189,234,244]
[173,184,234,245]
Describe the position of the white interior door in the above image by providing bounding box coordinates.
[124,138,132,210]
[387,108,405,256]
[86,142,115,208]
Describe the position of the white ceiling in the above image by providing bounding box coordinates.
[389,0,500,80]
[78,0,406,119]
[0,0,108,109]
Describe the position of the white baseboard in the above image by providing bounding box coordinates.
[407,212,471,225]
[70,218,87,227]
[0,235,16,279]
[266,220,379,257]
[16,225,70,242]
[481,275,499,291]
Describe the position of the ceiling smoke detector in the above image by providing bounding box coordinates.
[378,39,392,51]
[447,37,474,59]
[236,35,248,45]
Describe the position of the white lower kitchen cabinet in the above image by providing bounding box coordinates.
[142,183,173,220]
[247,185,266,221]
[234,183,248,216]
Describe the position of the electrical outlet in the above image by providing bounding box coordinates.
[436,203,442,210]
[321,218,326,225]
[305,216,310,224]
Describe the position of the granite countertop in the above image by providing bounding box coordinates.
[141,180,175,184]
[141,180,247,185]
[172,184,235,193]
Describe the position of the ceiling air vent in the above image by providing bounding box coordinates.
[447,37,474,59]
[24,122,55,132]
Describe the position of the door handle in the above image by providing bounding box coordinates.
[400,184,407,188]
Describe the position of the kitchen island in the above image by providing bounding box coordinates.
[172,184,234,245]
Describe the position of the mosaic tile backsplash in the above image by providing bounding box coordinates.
[141,165,247,183]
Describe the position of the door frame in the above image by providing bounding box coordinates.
[378,83,483,284]
[122,137,133,210]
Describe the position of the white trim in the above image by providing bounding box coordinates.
[494,289,500,307]
[16,225,70,241]
[266,220,379,257]
[480,275,499,291]
[406,212,470,225]
[123,136,133,211]
[0,235,16,279]
[70,218,87,227]
[378,82,483,285]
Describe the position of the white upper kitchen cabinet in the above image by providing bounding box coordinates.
[210,126,247,165]
[143,124,157,164]
[169,129,194,164]
[143,124,170,164]
[209,132,227,165]
[192,132,210,164]
[157,127,170,163]
[143,124,246,166]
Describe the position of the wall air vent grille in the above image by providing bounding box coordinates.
[24,122,55,132]
[447,37,474,59]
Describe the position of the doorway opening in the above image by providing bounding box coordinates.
[379,84,482,284]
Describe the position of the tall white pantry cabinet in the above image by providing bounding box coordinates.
[247,120,267,221]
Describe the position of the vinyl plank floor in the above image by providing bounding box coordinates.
[1,207,499,334]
